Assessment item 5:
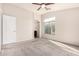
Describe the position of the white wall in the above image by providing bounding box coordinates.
[42,7,79,46]
[2,4,34,42]
[0,3,2,51]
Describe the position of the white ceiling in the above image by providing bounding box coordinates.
[12,3,79,15]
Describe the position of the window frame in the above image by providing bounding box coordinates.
[43,17,56,35]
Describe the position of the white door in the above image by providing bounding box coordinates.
[3,15,16,44]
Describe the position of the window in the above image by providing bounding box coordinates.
[44,22,51,34]
[51,22,56,35]
[44,17,56,35]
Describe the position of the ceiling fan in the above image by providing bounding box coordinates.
[32,3,55,11]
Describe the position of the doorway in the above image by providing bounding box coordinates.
[3,14,16,44]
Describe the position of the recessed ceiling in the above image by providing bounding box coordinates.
[12,3,79,15]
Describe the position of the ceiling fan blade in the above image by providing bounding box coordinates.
[45,3,55,5]
[32,3,42,5]
[45,7,48,10]
[45,7,50,10]
[37,7,41,11]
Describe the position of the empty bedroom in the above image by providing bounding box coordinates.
[0,3,79,56]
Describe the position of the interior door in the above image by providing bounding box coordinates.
[3,15,16,44]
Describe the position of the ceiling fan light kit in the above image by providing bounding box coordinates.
[41,4,45,8]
